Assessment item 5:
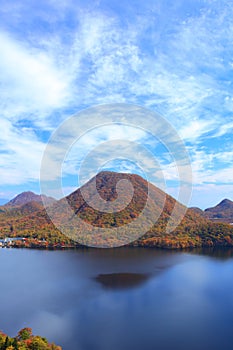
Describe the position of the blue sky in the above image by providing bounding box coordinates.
[0,0,232,209]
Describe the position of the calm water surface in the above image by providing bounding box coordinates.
[0,247,233,350]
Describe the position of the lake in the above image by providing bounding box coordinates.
[0,247,233,350]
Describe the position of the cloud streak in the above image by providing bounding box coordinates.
[0,0,232,207]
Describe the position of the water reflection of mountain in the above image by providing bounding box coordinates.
[94,247,233,290]
[95,272,150,289]
[90,247,184,290]
[186,247,233,260]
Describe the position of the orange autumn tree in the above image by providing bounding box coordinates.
[0,328,61,350]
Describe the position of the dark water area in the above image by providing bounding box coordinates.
[0,247,233,350]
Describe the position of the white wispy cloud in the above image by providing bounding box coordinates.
[212,121,233,138]
[190,149,233,185]
[0,31,71,126]
[178,119,217,142]
[0,120,46,185]
[0,0,232,206]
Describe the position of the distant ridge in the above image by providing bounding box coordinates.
[5,191,55,207]
[204,198,233,223]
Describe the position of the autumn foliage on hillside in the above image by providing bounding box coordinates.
[0,171,233,249]
[0,327,61,350]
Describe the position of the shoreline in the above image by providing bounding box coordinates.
[1,241,233,251]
